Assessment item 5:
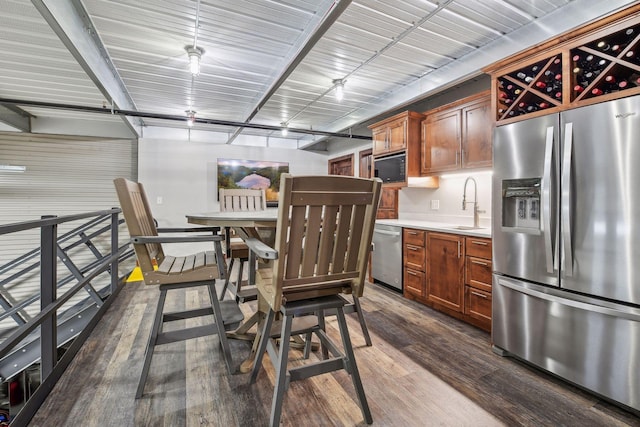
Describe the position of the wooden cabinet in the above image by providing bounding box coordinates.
[369,111,438,189]
[485,5,640,124]
[369,111,423,156]
[403,229,426,299]
[421,92,492,174]
[400,229,493,332]
[421,109,460,173]
[427,232,465,312]
[461,99,493,169]
[464,237,492,332]
[376,187,399,219]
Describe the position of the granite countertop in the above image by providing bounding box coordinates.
[375,218,492,238]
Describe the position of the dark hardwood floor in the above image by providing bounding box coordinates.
[29,280,639,426]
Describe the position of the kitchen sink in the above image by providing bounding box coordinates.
[447,225,486,230]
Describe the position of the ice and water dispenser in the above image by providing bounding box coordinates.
[501,178,541,231]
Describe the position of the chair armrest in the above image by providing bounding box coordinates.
[157,226,220,234]
[244,237,278,260]
[132,235,223,244]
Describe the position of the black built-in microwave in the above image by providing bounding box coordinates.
[374,152,405,183]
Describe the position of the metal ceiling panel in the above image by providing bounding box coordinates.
[0,0,105,108]
[0,0,634,148]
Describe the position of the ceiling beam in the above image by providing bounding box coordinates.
[0,104,31,132]
[225,0,352,144]
[31,0,141,137]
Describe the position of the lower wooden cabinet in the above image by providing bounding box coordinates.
[403,229,426,299]
[463,237,492,331]
[427,232,465,313]
[400,228,493,332]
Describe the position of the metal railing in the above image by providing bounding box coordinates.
[0,208,134,426]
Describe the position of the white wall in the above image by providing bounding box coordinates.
[399,171,492,227]
[137,137,329,228]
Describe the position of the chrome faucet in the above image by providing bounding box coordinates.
[462,176,483,228]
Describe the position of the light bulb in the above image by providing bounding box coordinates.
[186,110,196,127]
[281,122,288,137]
[185,46,203,76]
[189,55,200,75]
[333,79,345,102]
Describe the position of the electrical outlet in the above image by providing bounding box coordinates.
[430,200,440,210]
[156,196,163,205]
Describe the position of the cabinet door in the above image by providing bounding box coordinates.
[462,98,492,169]
[427,233,464,312]
[372,127,388,155]
[421,110,461,174]
[387,118,407,152]
[376,187,398,219]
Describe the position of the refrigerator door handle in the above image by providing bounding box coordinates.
[496,276,640,322]
[562,122,574,276]
[542,126,555,273]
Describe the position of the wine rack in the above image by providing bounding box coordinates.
[488,4,640,124]
[496,54,563,121]
[570,24,640,102]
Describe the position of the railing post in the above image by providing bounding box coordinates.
[111,209,119,293]
[40,215,57,380]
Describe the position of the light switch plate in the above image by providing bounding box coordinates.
[430,200,440,210]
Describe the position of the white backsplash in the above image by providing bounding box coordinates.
[399,172,492,228]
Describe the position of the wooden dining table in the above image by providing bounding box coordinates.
[186,209,280,373]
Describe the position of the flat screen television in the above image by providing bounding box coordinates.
[217,158,289,207]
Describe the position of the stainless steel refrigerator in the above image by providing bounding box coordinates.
[492,95,640,413]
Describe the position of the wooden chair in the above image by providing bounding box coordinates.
[246,174,381,426]
[114,178,244,398]
[218,188,267,303]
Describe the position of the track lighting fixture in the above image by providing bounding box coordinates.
[333,79,345,101]
[185,46,203,75]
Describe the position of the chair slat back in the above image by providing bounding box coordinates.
[219,188,267,212]
[114,178,164,274]
[263,174,382,311]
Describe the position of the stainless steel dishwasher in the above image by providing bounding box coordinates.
[371,224,402,291]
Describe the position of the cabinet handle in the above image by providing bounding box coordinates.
[470,290,488,299]
[471,240,488,246]
[407,245,420,251]
[457,241,461,258]
[408,231,418,235]
[407,270,419,276]
[471,260,489,266]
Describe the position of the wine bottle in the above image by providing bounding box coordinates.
[573,84,585,93]
[625,27,635,37]
[597,40,610,51]
[591,88,605,96]
[534,81,547,89]
[554,91,563,99]
[553,57,561,65]
[618,80,629,89]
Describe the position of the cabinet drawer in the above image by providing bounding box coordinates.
[465,237,492,259]
[465,286,492,324]
[404,244,425,271]
[465,256,492,292]
[404,229,425,246]
[404,268,425,298]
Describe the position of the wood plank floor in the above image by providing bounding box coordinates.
[30,281,639,427]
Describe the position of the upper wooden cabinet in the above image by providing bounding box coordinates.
[485,4,640,124]
[421,91,492,175]
[369,111,423,156]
